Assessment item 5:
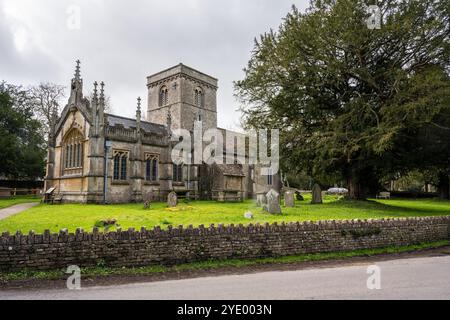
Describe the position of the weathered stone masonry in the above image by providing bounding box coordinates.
[1,216,449,271]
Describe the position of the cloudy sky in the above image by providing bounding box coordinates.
[0,0,309,130]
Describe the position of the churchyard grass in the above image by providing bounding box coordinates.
[0,194,449,234]
[0,195,41,209]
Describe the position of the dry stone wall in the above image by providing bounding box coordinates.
[1,216,449,271]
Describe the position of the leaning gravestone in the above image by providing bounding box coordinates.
[311,184,323,204]
[264,189,281,214]
[284,191,295,207]
[167,191,178,207]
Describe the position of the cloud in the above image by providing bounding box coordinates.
[0,0,309,130]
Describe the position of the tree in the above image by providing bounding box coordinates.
[235,0,450,199]
[30,83,65,141]
[0,82,46,180]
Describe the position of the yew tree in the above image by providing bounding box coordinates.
[235,0,450,199]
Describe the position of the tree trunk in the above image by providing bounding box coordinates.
[437,172,450,200]
[347,176,366,200]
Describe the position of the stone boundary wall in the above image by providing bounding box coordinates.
[1,216,449,271]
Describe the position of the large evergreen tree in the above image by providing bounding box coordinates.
[235,0,450,199]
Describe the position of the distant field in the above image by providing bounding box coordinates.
[0,195,41,210]
[0,194,449,234]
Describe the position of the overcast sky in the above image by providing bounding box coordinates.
[0,0,309,130]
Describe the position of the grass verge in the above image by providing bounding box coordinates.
[1,240,448,282]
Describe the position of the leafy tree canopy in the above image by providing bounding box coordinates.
[235,0,450,199]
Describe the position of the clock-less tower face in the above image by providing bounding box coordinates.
[146,64,218,133]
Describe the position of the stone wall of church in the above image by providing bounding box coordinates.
[179,77,217,132]
[106,140,171,203]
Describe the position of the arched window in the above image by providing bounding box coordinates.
[159,86,168,107]
[173,163,183,182]
[194,88,204,108]
[113,150,129,181]
[145,154,159,182]
[62,129,84,175]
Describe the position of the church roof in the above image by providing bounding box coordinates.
[106,114,167,135]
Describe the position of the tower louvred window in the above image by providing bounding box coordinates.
[194,88,204,108]
[159,86,168,106]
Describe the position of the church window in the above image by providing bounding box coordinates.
[173,163,183,182]
[145,154,159,182]
[113,150,129,181]
[113,156,120,180]
[62,129,84,175]
[159,86,168,107]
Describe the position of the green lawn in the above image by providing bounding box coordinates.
[0,195,41,209]
[0,194,449,234]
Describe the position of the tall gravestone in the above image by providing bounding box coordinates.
[311,184,323,204]
[284,191,295,207]
[264,189,281,214]
[167,191,178,207]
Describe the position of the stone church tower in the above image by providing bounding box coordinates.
[146,63,218,132]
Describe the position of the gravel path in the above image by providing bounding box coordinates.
[0,202,39,220]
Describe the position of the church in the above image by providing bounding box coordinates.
[44,61,280,203]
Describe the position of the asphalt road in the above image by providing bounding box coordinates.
[1,255,450,300]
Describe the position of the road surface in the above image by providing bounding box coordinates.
[1,255,450,300]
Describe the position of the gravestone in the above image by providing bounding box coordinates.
[167,191,178,207]
[311,184,323,204]
[264,189,281,214]
[284,191,295,207]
